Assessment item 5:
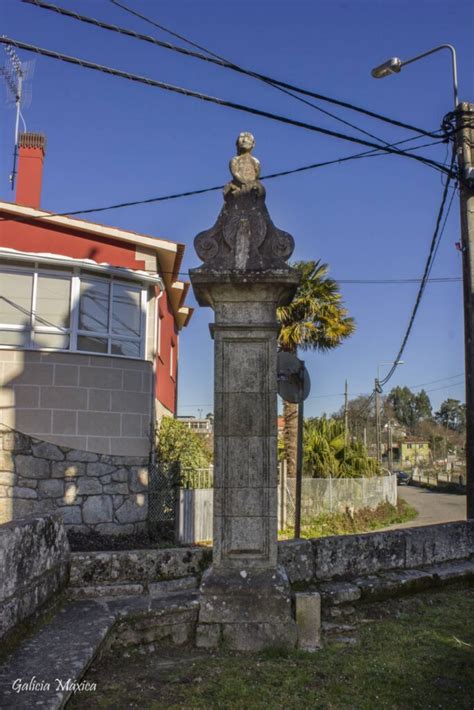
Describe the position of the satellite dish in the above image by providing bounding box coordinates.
[277,352,311,404]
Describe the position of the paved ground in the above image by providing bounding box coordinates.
[389,484,466,529]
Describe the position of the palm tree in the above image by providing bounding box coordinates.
[277,260,355,477]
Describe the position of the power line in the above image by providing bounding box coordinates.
[0,136,447,224]
[0,36,453,178]
[422,381,465,395]
[408,373,464,389]
[24,0,424,151]
[379,151,457,388]
[107,0,443,140]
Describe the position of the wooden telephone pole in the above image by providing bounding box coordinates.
[456,102,474,520]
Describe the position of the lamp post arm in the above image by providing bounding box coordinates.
[400,44,458,108]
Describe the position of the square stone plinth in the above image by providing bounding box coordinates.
[198,565,297,651]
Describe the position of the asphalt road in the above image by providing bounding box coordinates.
[388,484,466,529]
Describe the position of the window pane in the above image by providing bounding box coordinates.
[112,284,141,338]
[0,271,33,326]
[33,332,70,349]
[0,330,30,346]
[111,339,140,358]
[79,279,110,332]
[36,274,71,328]
[77,335,108,353]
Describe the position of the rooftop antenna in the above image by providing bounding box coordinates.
[0,40,35,190]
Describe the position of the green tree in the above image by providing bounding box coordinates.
[386,386,432,431]
[435,398,466,433]
[156,417,212,472]
[277,260,355,477]
[303,416,380,478]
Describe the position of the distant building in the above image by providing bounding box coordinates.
[177,416,213,438]
[397,438,430,465]
[0,132,193,457]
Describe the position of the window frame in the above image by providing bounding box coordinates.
[0,263,148,360]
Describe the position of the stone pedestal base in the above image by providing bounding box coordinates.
[196,566,297,651]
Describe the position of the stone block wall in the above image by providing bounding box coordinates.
[0,350,153,455]
[0,512,70,639]
[0,427,149,534]
[278,521,473,584]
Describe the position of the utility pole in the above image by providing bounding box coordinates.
[387,420,393,473]
[456,102,474,520]
[344,379,349,446]
[375,378,382,464]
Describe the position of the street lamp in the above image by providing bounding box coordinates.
[370,45,474,521]
[375,361,404,465]
[371,44,459,109]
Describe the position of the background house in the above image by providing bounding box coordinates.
[396,438,430,466]
[0,132,192,457]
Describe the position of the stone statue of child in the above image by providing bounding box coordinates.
[224,132,265,198]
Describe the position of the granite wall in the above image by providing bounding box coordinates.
[0,427,149,534]
[0,512,70,639]
[278,520,473,583]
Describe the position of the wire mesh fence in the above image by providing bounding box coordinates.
[281,473,397,529]
[147,461,181,539]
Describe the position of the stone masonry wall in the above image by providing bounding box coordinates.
[0,427,149,534]
[0,512,70,639]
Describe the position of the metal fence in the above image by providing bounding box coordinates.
[181,467,214,489]
[175,466,397,544]
[147,461,181,539]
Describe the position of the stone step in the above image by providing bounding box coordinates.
[149,576,198,597]
[427,558,474,583]
[315,559,474,606]
[354,569,434,601]
[0,600,115,709]
[68,575,199,600]
[104,591,200,649]
[69,583,145,599]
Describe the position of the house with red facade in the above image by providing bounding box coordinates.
[0,132,192,458]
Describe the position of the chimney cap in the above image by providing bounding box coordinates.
[18,132,47,151]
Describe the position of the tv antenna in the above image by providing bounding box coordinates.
[1,41,35,190]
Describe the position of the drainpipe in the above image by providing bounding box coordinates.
[150,286,164,465]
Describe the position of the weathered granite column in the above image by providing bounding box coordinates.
[190,133,300,650]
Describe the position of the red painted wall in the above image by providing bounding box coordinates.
[0,216,146,271]
[156,290,178,414]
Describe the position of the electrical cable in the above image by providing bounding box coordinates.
[23,0,427,151]
[107,0,444,140]
[0,36,453,178]
[0,137,447,223]
[379,150,457,388]
[425,184,458,281]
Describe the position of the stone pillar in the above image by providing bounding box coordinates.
[190,132,300,651]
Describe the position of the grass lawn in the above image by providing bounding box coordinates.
[69,587,474,709]
[278,498,418,540]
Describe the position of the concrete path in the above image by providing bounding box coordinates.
[388,485,466,530]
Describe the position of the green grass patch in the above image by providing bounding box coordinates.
[279,498,418,540]
[69,587,474,709]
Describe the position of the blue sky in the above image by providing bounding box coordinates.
[2,0,473,419]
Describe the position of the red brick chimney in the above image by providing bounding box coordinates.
[15,132,46,209]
